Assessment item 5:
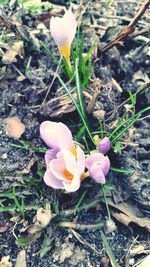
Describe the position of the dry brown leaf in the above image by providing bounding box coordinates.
[2,41,24,64]
[0,256,12,267]
[15,250,26,267]
[108,200,150,232]
[137,254,150,267]
[4,116,25,139]
[0,222,10,233]
[129,245,145,257]
[27,204,55,234]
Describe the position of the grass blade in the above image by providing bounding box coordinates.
[100,230,119,267]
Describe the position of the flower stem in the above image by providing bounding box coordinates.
[102,185,111,221]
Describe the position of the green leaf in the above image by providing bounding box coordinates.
[100,231,119,267]
[114,141,122,154]
[110,167,132,174]
[40,235,53,258]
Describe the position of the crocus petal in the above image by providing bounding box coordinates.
[63,173,81,192]
[45,148,59,165]
[100,156,110,176]
[89,162,106,184]
[43,168,64,189]
[63,150,77,174]
[61,146,85,176]
[50,16,68,47]
[50,157,68,181]
[50,10,76,47]
[85,153,106,169]
[76,146,86,175]
[48,156,81,192]
[98,137,110,154]
[40,121,73,150]
[63,10,76,44]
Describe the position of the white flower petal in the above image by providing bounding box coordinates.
[40,121,73,150]
[63,10,77,44]
[43,168,64,189]
[62,150,77,174]
[50,157,67,181]
[50,10,76,48]
[76,146,85,175]
[63,173,80,192]
[50,16,68,47]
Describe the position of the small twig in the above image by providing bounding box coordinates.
[70,228,102,255]
[130,27,150,38]
[98,0,150,54]
[41,57,62,106]
[63,198,101,216]
[128,0,150,28]
[98,14,147,25]
[59,221,104,230]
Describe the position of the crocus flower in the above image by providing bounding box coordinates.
[85,153,110,184]
[50,10,76,69]
[40,121,85,192]
[98,137,110,154]
[44,146,85,192]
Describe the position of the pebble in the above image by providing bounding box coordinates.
[2,153,8,159]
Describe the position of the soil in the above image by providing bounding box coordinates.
[0,1,150,267]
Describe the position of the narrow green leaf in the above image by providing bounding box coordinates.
[100,230,119,267]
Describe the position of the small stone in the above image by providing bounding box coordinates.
[129,258,135,265]
[4,117,25,139]
[2,153,7,160]
[105,219,117,234]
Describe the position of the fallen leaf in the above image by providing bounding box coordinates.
[27,203,55,234]
[129,245,145,257]
[4,117,25,139]
[2,41,24,64]
[0,222,10,233]
[15,250,26,267]
[0,256,12,267]
[107,200,150,232]
[137,254,150,267]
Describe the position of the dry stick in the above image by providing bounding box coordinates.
[59,221,104,230]
[98,0,150,54]
[130,27,150,38]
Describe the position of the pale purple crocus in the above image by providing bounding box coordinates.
[40,121,85,192]
[98,137,110,154]
[50,10,76,69]
[44,146,85,192]
[85,153,110,184]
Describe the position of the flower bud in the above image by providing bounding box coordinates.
[98,137,110,154]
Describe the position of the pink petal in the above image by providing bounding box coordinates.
[98,137,110,154]
[85,153,105,169]
[50,10,76,47]
[100,156,110,176]
[50,16,68,47]
[63,173,81,192]
[76,146,85,175]
[43,169,64,189]
[50,157,67,181]
[40,121,73,150]
[63,150,77,174]
[89,162,106,184]
[45,148,59,165]
[63,10,76,44]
